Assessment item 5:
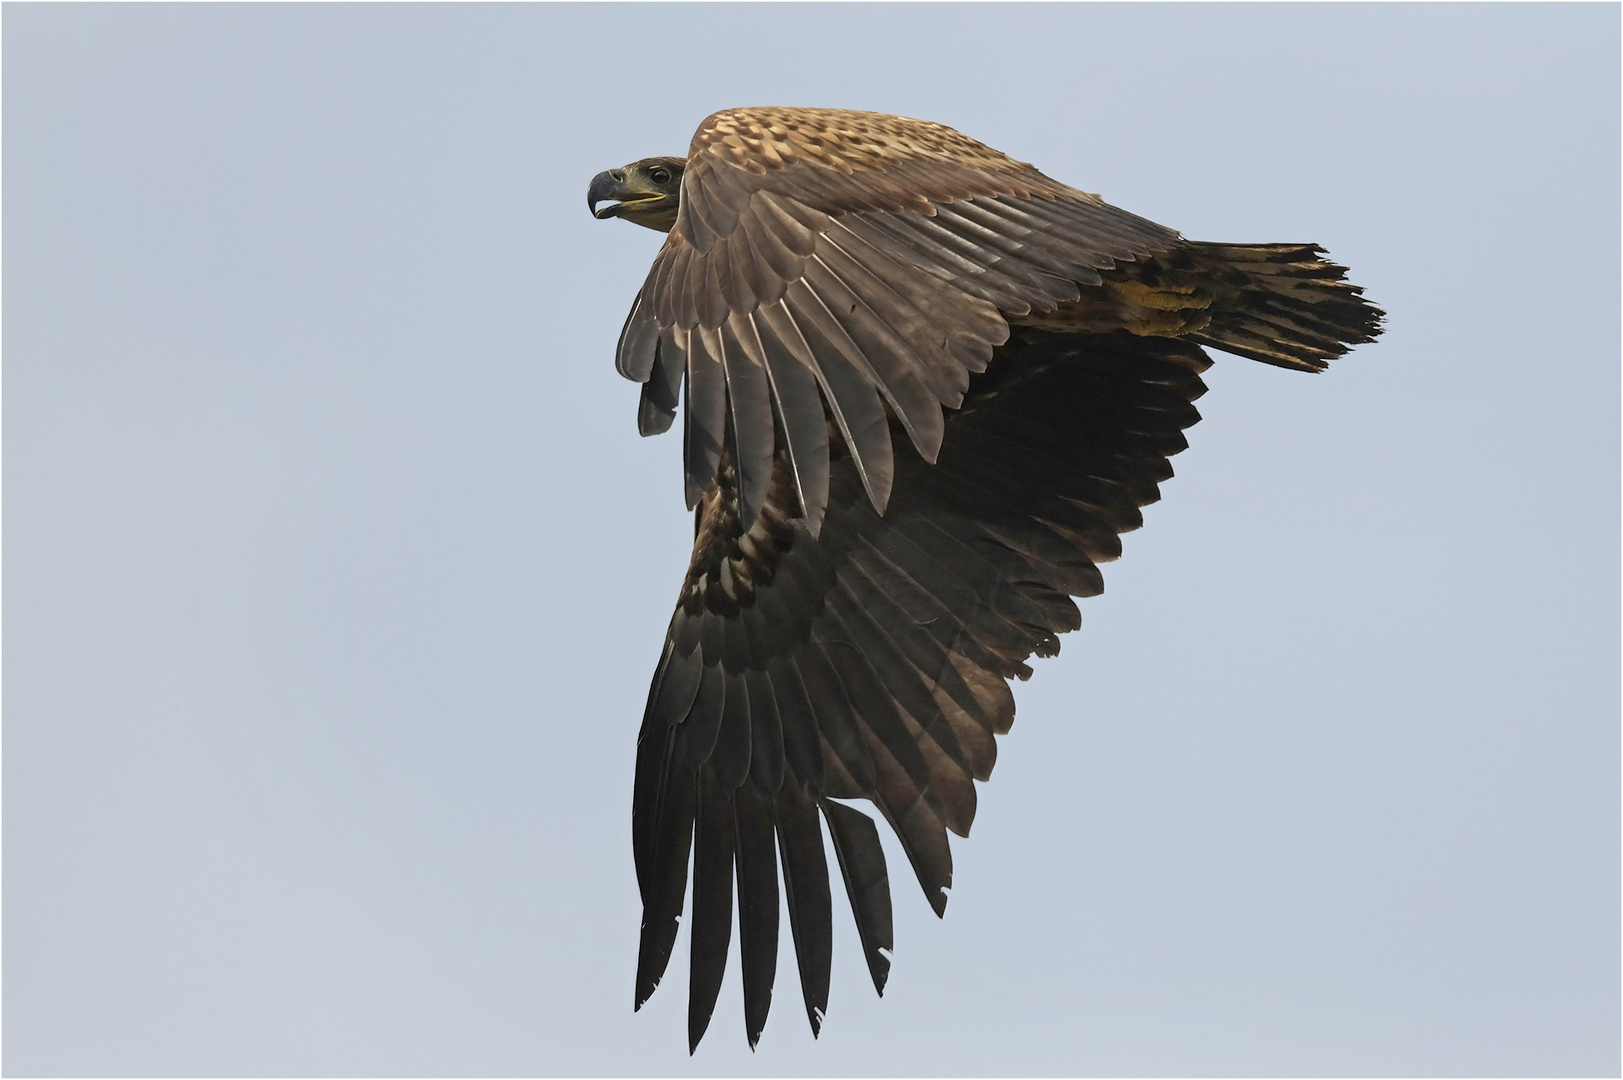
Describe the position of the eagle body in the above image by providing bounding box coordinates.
[587,107,1382,1051]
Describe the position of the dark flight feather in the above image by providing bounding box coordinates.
[750,310,830,535]
[716,321,775,533]
[687,765,735,1052]
[821,798,895,995]
[733,779,780,1048]
[617,290,661,381]
[682,329,727,510]
[638,342,681,437]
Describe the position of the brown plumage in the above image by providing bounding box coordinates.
[587,107,1383,1052]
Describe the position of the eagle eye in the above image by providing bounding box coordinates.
[650,167,673,185]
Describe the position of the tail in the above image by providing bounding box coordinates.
[1185,242,1384,372]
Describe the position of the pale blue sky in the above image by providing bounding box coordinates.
[5,4,1618,1075]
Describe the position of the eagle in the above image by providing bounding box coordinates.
[586,107,1383,1052]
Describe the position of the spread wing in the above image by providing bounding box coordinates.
[631,328,1211,1051]
[616,107,1182,535]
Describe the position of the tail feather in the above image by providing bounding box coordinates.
[1185,242,1384,372]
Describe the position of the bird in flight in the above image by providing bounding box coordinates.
[587,107,1382,1053]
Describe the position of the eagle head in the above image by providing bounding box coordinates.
[587,157,685,233]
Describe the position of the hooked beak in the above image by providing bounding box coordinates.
[587,170,626,219]
[588,169,665,220]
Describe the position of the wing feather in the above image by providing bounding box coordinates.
[617,290,662,381]
[742,669,785,795]
[633,745,694,1011]
[861,717,955,918]
[687,765,735,1053]
[821,798,894,995]
[715,321,775,531]
[747,310,830,535]
[633,641,716,1010]
[638,341,682,436]
[720,225,761,313]
[733,780,780,1048]
[773,777,832,1034]
[683,328,727,510]
[771,655,826,792]
[710,669,752,789]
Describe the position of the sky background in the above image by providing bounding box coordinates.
[4,4,1618,1076]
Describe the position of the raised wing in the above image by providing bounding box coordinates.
[632,328,1211,1051]
[616,107,1182,535]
